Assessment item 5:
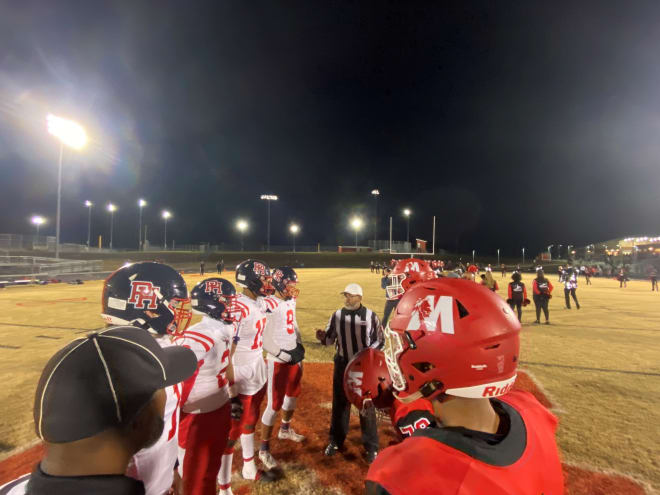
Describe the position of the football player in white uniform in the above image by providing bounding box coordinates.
[217,260,278,491]
[258,267,306,470]
[101,262,193,495]
[174,277,243,495]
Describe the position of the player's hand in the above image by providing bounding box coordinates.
[281,342,305,364]
[315,329,326,343]
[523,298,531,306]
[168,469,183,495]
[230,397,243,421]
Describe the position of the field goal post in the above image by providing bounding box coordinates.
[388,215,436,257]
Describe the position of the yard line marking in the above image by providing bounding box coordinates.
[36,335,62,340]
[0,344,20,349]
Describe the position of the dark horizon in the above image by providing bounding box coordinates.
[2,2,660,257]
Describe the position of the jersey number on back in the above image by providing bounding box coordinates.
[251,318,267,350]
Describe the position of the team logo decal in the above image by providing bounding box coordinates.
[407,295,455,334]
[272,269,284,282]
[347,370,363,397]
[405,261,420,272]
[128,281,161,309]
[204,280,221,294]
[253,262,267,276]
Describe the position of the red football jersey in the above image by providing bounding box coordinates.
[367,390,564,495]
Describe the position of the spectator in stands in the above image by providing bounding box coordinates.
[0,327,196,495]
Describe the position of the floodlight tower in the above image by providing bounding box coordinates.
[162,210,172,249]
[138,199,147,250]
[47,114,88,258]
[350,216,363,249]
[107,203,117,249]
[371,189,380,246]
[31,215,46,238]
[403,208,411,245]
[260,194,278,251]
[236,219,248,251]
[84,201,93,247]
[290,223,300,253]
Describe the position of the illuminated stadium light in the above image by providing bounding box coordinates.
[47,114,88,150]
[236,219,248,251]
[162,211,172,249]
[290,223,300,252]
[47,114,88,259]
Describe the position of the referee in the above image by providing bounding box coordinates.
[315,283,382,463]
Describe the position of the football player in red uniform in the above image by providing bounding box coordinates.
[366,278,564,495]
[383,258,437,326]
[343,348,436,441]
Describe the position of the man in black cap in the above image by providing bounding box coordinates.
[0,326,196,495]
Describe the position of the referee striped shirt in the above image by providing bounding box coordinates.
[323,305,382,360]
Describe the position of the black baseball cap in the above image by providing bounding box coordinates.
[34,326,197,443]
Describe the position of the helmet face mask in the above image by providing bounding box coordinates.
[166,298,193,335]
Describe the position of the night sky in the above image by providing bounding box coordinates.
[1,1,660,256]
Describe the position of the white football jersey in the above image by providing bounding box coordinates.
[264,296,299,363]
[127,335,181,495]
[173,316,233,414]
[232,293,268,394]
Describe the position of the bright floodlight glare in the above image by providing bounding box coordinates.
[46,114,88,150]
[107,203,117,212]
[31,215,45,226]
[162,210,172,219]
[236,219,248,232]
[84,200,93,207]
[260,194,279,201]
[403,208,411,217]
[138,199,147,207]
[290,224,300,234]
[350,217,363,230]
[371,189,380,195]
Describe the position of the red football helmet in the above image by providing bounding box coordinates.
[343,348,394,413]
[383,278,520,403]
[386,258,437,300]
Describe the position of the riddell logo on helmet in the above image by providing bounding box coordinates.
[204,280,221,294]
[253,262,267,276]
[482,382,513,397]
[128,281,160,310]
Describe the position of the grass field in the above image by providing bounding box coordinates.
[0,267,658,492]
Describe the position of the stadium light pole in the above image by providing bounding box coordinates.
[260,194,278,251]
[350,216,363,250]
[497,248,500,266]
[522,247,525,265]
[84,201,93,247]
[107,203,117,249]
[31,215,46,238]
[472,250,475,264]
[403,208,411,245]
[138,199,147,251]
[47,114,88,259]
[162,210,172,250]
[547,244,553,259]
[236,219,248,251]
[290,223,299,253]
[371,189,380,246]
